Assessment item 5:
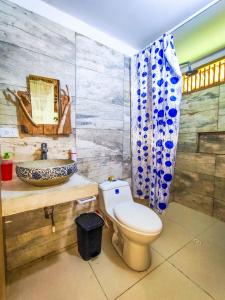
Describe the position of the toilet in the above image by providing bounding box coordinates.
[99,179,163,271]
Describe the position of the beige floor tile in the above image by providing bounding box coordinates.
[165,202,216,235]
[7,248,106,300]
[89,230,164,300]
[169,239,225,300]
[151,218,194,258]
[198,220,225,250]
[117,262,212,300]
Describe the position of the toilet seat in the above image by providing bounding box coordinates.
[114,202,162,234]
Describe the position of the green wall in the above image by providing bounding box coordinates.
[174,2,225,64]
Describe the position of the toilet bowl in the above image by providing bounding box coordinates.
[99,180,162,271]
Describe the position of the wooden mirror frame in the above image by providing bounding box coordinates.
[4,75,72,135]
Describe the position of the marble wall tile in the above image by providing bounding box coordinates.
[169,191,175,202]
[124,86,131,108]
[77,156,123,183]
[179,109,218,133]
[175,152,216,176]
[124,57,131,107]
[199,133,225,154]
[76,34,124,79]
[75,37,130,181]
[123,105,131,131]
[0,103,16,117]
[0,115,17,125]
[71,97,76,129]
[173,83,225,221]
[74,34,128,187]
[213,199,225,222]
[0,0,131,190]
[123,56,131,145]
[0,86,28,128]
[0,88,17,125]
[75,98,123,130]
[0,0,77,164]
[76,128,123,159]
[173,170,215,197]
[174,191,213,216]
[179,87,219,133]
[0,135,76,162]
[123,130,131,157]
[218,84,225,131]
[0,0,75,63]
[181,86,219,114]
[124,57,131,80]
[123,57,131,181]
[122,155,131,179]
[214,176,225,201]
[218,117,225,132]
[76,67,123,105]
[215,155,225,178]
[177,132,198,152]
[0,43,75,94]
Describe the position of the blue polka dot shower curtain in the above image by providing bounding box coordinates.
[131,33,182,212]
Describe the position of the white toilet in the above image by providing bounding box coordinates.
[99,179,163,271]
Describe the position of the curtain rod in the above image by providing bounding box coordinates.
[141,0,222,53]
[167,0,221,35]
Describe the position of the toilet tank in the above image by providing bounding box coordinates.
[99,180,133,216]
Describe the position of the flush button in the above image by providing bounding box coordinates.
[115,189,120,194]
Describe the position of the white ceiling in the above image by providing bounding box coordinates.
[43,0,213,50]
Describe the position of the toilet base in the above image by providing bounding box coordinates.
[112,230,151,272]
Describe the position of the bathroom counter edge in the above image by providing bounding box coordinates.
[1,173,98,216]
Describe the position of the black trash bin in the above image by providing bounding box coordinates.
[75,212,104,261]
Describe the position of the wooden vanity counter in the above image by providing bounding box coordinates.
[1,174,99,271]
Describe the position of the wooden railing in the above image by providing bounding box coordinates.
[182,58,225,94]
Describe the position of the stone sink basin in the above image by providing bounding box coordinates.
[16,159,77,187]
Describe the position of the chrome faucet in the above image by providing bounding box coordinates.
[41,143,48,160]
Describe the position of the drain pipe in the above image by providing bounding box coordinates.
[44,206,56,233]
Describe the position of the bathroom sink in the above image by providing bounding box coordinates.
[16,159,77,187]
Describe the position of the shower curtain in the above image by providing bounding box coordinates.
[131,33,182,212]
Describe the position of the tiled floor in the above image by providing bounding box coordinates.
[6,203,225,300]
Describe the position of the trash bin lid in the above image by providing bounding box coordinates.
[75,213,104,231]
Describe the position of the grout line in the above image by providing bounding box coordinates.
[121,55,125,173]
[168,261,216,300]
[88,261,109,300]
[164,214,218,237]
[163,240,193,261]
[159,217,220,299]
[151,234,194,263]
[75,64,125,80]
[216,86,220,131]
[118,238,215,300]
[94,205,223,300]
[1,40,76,66]
[114,206,221,299]
[160,218,219,263]
[194,219,219,237]
[114,260,165,300]
[73,31,77,142]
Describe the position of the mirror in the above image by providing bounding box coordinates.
[29,75,59,125]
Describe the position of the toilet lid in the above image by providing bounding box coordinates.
[114,202,162,234]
